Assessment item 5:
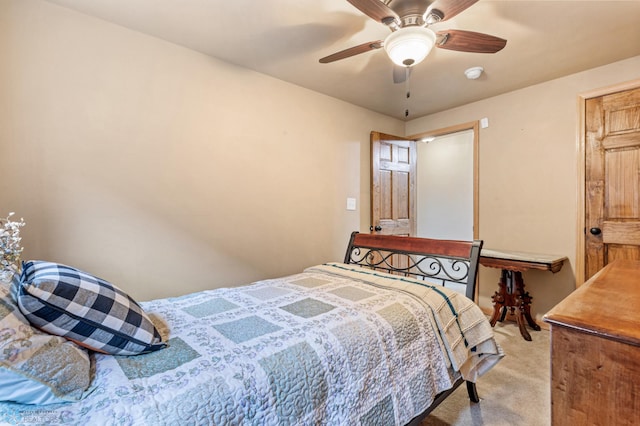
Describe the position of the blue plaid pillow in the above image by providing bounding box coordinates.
[15,261,166,356]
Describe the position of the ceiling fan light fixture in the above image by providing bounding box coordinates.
[384,27,436,67]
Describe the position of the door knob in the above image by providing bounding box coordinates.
[589,227,602,235]
[370,225,382,232]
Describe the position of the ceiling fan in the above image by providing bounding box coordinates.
[319,0,507,78]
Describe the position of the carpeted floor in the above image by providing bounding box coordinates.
[422,320,550,426]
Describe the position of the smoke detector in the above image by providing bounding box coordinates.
[464,66,484,80]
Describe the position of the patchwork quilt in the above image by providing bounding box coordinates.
[0,263,502,426]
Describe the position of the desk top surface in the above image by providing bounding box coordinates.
[481,248,567,264]
[480,248,568,272]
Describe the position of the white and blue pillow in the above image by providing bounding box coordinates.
[0,282,91,404]
[15,261,166,356]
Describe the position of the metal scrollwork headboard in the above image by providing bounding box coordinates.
[343,232,483,301]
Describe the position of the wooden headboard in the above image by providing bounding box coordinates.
[343,232,483,301]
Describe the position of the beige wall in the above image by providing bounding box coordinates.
[3,1,639,317]
[0,0,404,300]
[406,55,640,318]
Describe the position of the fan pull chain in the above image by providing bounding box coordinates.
[404,67,411,118]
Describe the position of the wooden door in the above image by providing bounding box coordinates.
[370,131,416,236]
[585,86,640,279]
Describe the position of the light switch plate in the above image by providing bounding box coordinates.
[346,198,357,211]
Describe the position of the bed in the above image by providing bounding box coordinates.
[0,232,502,425]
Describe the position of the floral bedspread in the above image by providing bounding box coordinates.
[0,263,502,426]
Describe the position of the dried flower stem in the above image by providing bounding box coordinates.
[1,212,26,282]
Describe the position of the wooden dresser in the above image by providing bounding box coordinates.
[544,260,640,425]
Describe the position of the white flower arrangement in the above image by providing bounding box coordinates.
[1,212,25,283]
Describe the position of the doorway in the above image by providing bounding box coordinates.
[409,121,479,240]
[369,122,479,240]
[416,129,474,240]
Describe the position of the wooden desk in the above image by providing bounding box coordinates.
[544,260,640,425]
[480,249,567,341]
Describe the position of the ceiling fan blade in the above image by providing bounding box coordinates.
[426,0,479,22]
[393,66,412,84]
[319,40,383,63]
[436,30,507,53]
[346,0,400,25]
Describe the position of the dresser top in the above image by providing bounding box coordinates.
[544,259,640,346]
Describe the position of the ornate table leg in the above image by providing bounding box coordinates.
[514,271,541,332]
[514,305,532,341]
[489,273,507,327]
[489,269,540,340]
[494,270,530,341]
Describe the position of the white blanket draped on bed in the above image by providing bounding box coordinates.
[309,263,502,382]
[0,263,502,426]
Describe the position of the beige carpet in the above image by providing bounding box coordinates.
[422,320,550,426]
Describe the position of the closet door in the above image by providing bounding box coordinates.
[585,86,640,279]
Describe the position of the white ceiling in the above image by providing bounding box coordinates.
[44,0,640,120]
